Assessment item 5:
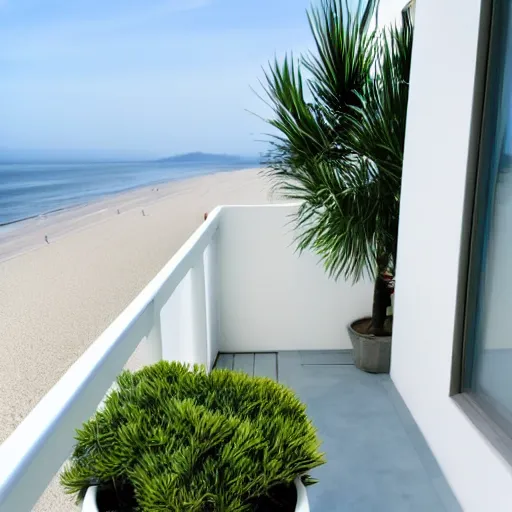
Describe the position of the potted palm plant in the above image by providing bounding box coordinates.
[61,362,324,511]
[260,0,413,373]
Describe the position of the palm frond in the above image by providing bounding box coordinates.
[259,0,413,281]
[304,0,377,121]
[262,55,333,170]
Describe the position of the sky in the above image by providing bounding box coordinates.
[0,0,404,158]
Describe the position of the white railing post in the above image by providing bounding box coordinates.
[144,299,163,364]
[204,232,219,370]
[126,299,163,369]
[190,253,208,367]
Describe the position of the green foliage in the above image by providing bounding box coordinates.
[61,362,325,511]
[261,0,413,283]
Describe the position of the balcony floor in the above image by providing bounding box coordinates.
[215,351,461,512]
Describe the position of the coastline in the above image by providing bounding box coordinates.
[0,163,262,229]
[0,167,262,263]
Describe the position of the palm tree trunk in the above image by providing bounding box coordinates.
[370,274,391,335]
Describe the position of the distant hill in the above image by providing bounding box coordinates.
[157,152,258,165]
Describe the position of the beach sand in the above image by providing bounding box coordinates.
[0,168,277,511]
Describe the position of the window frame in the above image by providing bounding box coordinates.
[451,0,512,463]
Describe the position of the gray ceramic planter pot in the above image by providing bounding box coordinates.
[347,319,391,374]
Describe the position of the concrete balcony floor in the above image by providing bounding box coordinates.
[215,351,461,512]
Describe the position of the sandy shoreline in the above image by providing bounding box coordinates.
[0,167,266,263]
[0,168,276,511]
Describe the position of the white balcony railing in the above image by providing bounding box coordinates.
[0,206,221,511]
[0,204,372,511]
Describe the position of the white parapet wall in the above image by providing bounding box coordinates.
[217,205,373,352]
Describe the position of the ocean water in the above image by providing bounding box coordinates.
[0,159,258,226]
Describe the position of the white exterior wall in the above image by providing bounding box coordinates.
[392,1,512,510]
[378,0,412,26]
[218,205,373,352]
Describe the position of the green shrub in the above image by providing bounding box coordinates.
[61,361,325,511]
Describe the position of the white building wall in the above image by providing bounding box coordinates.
[217,205,373,352]
[377,0,411,26]
[392,0,512,510]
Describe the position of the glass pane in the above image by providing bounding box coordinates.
[471,2,512,427]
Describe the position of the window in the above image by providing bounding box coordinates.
[464,0,512,436]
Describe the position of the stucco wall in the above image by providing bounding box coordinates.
[217,205,373,352]
[391,0,512,510]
